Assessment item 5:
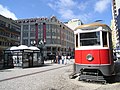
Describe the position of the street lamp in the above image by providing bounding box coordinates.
[39,40,44,48]
[38,40,45,64]
[31,40,36,46]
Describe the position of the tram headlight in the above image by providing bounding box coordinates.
[86,54,93,61]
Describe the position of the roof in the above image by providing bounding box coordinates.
[74,22,108,31]
[7,45,40,51]
[28,46,39,50]
[10,46,18,50]
[18,45,28,50]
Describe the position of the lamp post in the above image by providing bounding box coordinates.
[31,40,36,46]
[39,40,44,48]
[38,40,45,64]
[34,22,46,64]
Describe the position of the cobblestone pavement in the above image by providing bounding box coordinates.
[0,60,120,90]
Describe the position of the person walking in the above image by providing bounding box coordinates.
[64,55,67,65]
[56,55,58,63]
[61,55,64,64]
[58,55,61,64]
[68,56,70,60]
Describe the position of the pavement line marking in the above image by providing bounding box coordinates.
[0,64,72,82]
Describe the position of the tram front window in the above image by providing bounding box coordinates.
[80,32,100,46]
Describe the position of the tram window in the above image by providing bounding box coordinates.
[109,32,112,48]
[102,32,108,47]
[80,32,100,46]
[75,34,78,47]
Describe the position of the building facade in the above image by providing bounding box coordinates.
[0,14,20,50]
[112,0,120,48]
[16,16,74,57]
[65,19,83,30]
[0,14,20,66]
[111,20,117,48]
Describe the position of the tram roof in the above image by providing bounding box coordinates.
[74,22,109,31]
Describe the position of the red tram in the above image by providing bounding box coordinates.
[72,23,115,83]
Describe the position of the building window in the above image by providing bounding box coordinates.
[30,32,35,37]
[23,32,28,37]
[46,38,51,44]
[23,39,28,45]
[0,20,6,27]
[23,25,28,31]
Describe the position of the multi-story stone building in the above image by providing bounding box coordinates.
[112,0,120,48]
[16,16,74,57]
[0,14,20,63]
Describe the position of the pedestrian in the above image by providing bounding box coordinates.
[64,55,67,65]
[61,55,64,64]
[56,55,58,63]
[68,56,70,61]
[58,55,61,64]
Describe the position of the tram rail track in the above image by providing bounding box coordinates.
[0,64,72,82]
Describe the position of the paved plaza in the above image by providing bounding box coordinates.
[0,60,120,90]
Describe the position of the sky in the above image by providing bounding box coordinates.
[0,0,112,26]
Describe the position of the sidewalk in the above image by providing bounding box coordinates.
[0,59,74,82]
[44,59,74,64]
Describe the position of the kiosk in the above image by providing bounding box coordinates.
[3,45,44,68]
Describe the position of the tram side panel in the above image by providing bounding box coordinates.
[74,49,114,76]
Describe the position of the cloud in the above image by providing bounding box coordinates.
[48,0,76,10]
[48,0,92,23]
[94,0,111,13]
[0,4,17,20]
[77,2,89,11]
[48,0,111,23]
[59,9,75,19]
